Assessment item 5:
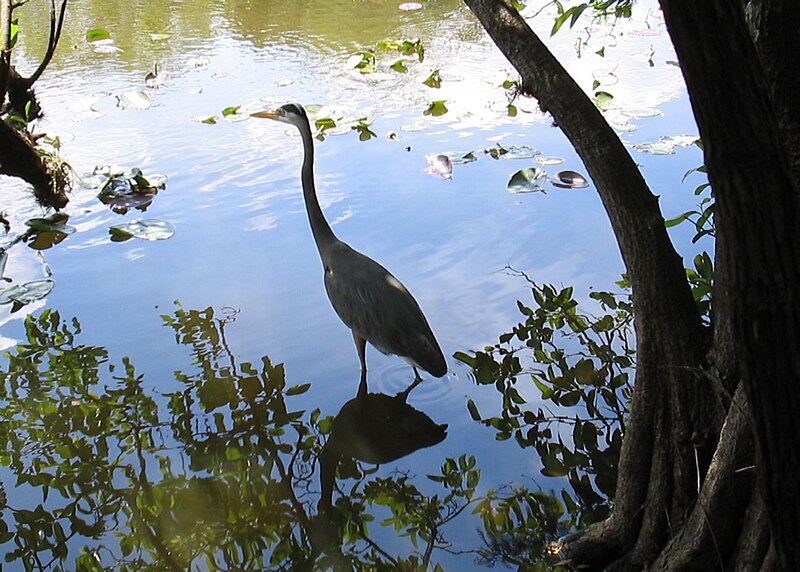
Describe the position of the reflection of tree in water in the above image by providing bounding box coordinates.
[0,305,465,569]
[0,302,621,569]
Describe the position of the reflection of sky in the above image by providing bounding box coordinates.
[1,0,705,565]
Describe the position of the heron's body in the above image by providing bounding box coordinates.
[253,103,446,380]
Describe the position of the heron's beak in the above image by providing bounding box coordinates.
[250,109,281,119]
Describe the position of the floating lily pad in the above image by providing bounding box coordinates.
[86,28,111,42]
[633,140,676,155]
[117,91,151,110]
[620,107,662,119]
[423,100,448,117]
[0,279,55,306]
[552,170,590,189]
[25,218,76,235]
[109,219,175,242]
[191,115,218,124]
[536,156,565,166]
[489,144,541,160]
[508,168,548,193]
[438,151,478,165]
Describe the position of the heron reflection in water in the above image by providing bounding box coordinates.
[252,104,446,386]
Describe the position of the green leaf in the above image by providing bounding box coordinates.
[551,4,589,36]
[507,168,547,194]
[285,383,311,396]
[86,28,111,42]
[390,59,408,73]
[423,69,442,88]
[467,399,481,421]
[664,211,694,228]
[594,91,615,111]
[222,106,240,117]
[423,100,449,117]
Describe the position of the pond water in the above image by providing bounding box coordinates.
[0,0,705,569]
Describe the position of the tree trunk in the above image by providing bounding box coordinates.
[660,1,800,568]
[462,0,800,568]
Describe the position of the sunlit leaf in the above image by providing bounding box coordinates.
[552,170,589,189]
[25,218,76,235]
[423,69,441,88]
[594,91,615,111]
[117,91,151,110]
[423,100,448,116]
[86,28,111,42]
[507,168,548,193]
[192,115,218,124]
[390,59,408,73]
[0,279,55,305]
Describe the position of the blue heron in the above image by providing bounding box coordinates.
[252,103,447,383]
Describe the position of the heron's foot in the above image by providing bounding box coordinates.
[396,370,423,401]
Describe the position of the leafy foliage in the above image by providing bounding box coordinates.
[0,305,506,570]
[665,165,714,321]
[455,271,635,546]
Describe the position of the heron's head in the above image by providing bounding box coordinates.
[250,103,308,127]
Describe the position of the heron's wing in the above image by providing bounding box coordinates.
[323,242,445,375]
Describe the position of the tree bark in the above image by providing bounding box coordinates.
[659,1,800,568]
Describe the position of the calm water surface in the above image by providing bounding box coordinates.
[1,0,704,568]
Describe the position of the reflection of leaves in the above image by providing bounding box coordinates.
[456,271,634,556]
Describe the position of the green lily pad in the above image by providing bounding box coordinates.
[0,279,55,305]
[25,218,76,235]
[109,219,175,242]
[508,168,548,193]
[86,28,111,42]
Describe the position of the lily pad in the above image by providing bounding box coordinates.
[508,168,548,193]
[438,151,478,165]
[86,28,111,42]
[117,91,151,110]
[486,144,541,160]
[536,156,565,166]
[0,279,55,306]
[633,140,676,155]
[109,219,175,242]
[552,170,589,189]
[191,115,218,124]
[25,218,76,235]
[620,107,662,119]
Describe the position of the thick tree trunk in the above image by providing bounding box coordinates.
[462,0,800,568]
[660,1,800,569]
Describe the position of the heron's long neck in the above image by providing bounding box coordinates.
[300,124,337,256]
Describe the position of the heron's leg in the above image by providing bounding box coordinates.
[353,332,368,373]
[397,368,423,401]
[357,367,368,397]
